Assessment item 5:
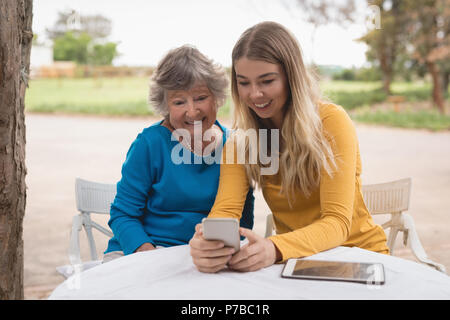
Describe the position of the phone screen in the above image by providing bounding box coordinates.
[291,260,384,284]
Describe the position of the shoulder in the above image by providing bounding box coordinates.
[137,120,170,144]
[318,101,350,122]
[125,121,169,155]
[317,101,357,149]
[318,101,354,132]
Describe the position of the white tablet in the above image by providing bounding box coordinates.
[282,258,385,285]
[202,218,240,252]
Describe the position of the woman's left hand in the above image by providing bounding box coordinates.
[228,228,281,272]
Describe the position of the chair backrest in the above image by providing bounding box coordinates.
[75,178,117,214]
[265,178,412,236]
[72,178,116,262]
[361,178,411,215]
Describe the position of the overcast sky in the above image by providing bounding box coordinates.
[32,0,373,68]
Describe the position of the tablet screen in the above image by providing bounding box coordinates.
[291,260,384,284]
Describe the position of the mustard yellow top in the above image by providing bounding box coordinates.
[209,102,389,262]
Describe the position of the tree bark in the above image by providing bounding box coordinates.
[426,61,445,114]
[0,0,32,300]
[381,65,393,95]
[442,70,449,98]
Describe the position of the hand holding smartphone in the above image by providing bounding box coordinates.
[202,218,240,252]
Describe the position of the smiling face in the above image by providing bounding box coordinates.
[234,57,289,129]
[166,83,217,139]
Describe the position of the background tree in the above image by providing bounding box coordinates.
[90,42,118,66]
[48,10,119,66]
[283,0,357,64]
[0,0,32,300]
[404,0,450,113]
[46,9,112,41]
[358,0,407,95]
[286,0,449,113]
[53,31,92,64]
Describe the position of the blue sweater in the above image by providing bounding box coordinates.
[105,120,254,255]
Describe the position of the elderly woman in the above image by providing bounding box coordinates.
[103,45,254,262]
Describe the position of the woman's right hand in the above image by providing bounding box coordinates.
[189,223,236,273]
[135,242,156,252]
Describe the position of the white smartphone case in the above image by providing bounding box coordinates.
[202,218,240,252]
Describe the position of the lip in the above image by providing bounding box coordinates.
[184,117,205,125]
[253,100,272,110]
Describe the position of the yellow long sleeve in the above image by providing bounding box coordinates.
[209,103,389,262]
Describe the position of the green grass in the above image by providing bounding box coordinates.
[25,77,234,117]
[320,80,434,110]
[321,81,385,109]
[25,77,448,130]
[350,106,450,131]
[25,77,153,116]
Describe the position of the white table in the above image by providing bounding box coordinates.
[49,244,450,300]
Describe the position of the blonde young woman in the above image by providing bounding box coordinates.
[189,21,389,273]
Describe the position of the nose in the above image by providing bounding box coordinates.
[249,85,263,100]
[185,99,200,120]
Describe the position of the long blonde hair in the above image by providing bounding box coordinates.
[231,21,336,203]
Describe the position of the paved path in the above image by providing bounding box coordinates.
[23,113,450,299]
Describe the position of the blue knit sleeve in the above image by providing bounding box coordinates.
[108,133,155,255]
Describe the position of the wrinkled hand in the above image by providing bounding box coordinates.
[135,242,156,252]
[189,223,235,273]
[228,228,281,272]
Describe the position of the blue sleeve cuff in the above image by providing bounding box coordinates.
[116,224,155,255]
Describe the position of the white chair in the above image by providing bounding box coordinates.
[56,178,116,278]
[264,178,446,273]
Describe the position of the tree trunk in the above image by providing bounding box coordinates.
[0,0,32,300]
[442,70,449,98]
[378,40,393,95]
[381,70,392,96]
[426,61,445,114]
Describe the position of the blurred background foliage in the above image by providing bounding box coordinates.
[28,0,450,130]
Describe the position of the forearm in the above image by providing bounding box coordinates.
[109,205,154,254]
[208,142,250,219]
[208,190,247,220]
[269,214,350,262]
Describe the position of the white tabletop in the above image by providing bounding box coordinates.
[49,244,450,300]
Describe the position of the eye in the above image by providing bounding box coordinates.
[173,100,185,106]
[238,82,249,86]
[262,79,274,85]
[195,95,209,101]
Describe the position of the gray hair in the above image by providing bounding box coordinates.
[149,45,229,117]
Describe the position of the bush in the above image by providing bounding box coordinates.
[53,31,119,66]
[53,32,91,64]
[323,87,387,110]
[333,68,356,81]
[332,67,382,82]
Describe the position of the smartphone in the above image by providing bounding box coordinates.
[282,258,385,285]
[202,218,240,252]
